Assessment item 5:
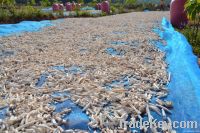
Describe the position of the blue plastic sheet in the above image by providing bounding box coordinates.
[35,73,49,87]
[0,107,8,120]
[105,47,125,56]
[109,41,129,45]
[0,20,52,37]
[52,65,84,75]
[52,92,90,131]
[112,31,127,35]
[154,18,200,132]
[104,75,134,90]
[0,50,15,57]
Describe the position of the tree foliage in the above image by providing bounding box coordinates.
[124,0,136,8]
[0,0,15,6]
[40,0,50,7]
[185,0,200,20]
[183,0,200,55]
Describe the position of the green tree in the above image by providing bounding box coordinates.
[78,0,84,4]
[30,0,36,5]
[0,0,15,6]
[40,0,50,7]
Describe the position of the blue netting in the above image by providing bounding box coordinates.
[0,20,52,37]
[154,18,200,132]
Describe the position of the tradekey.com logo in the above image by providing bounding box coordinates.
[119,119,198,130]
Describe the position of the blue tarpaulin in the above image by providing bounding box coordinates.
[154,18,200,132]
[0,20,52,37]
[52,92,90,131]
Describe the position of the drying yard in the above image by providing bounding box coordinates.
[0,11,174,132]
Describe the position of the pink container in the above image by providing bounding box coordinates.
[96,3,102,10]
[59,4,64,10]
[52,3,59,11]
[72,2,76,10]
[66,2,72,11]
[170,0,188,28]
[101,1,110,14]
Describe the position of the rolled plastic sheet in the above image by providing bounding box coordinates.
[170,0,188,28]
[154,18,200,132]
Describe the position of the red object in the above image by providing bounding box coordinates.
[66,2,72,11]
[72,1,76,11]
[101,1,110,14]
[59,4,64,10]
[96,3,102,10]
[52,3,59,11]
[170,0,188,28]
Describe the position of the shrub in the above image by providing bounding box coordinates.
[0,6,54,23]
[183,0,200,56]
[0,8,11,23]
[87,0,97,7]
[0,0,15,6]
[40,0,51,7]
[124,0,136,9]
[78,11,91,17]
[110,5,117,14]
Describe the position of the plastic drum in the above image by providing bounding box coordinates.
[101,1,110,14]
[66,2,72,11]
[52,4,59,11]
[170,0,188,28]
